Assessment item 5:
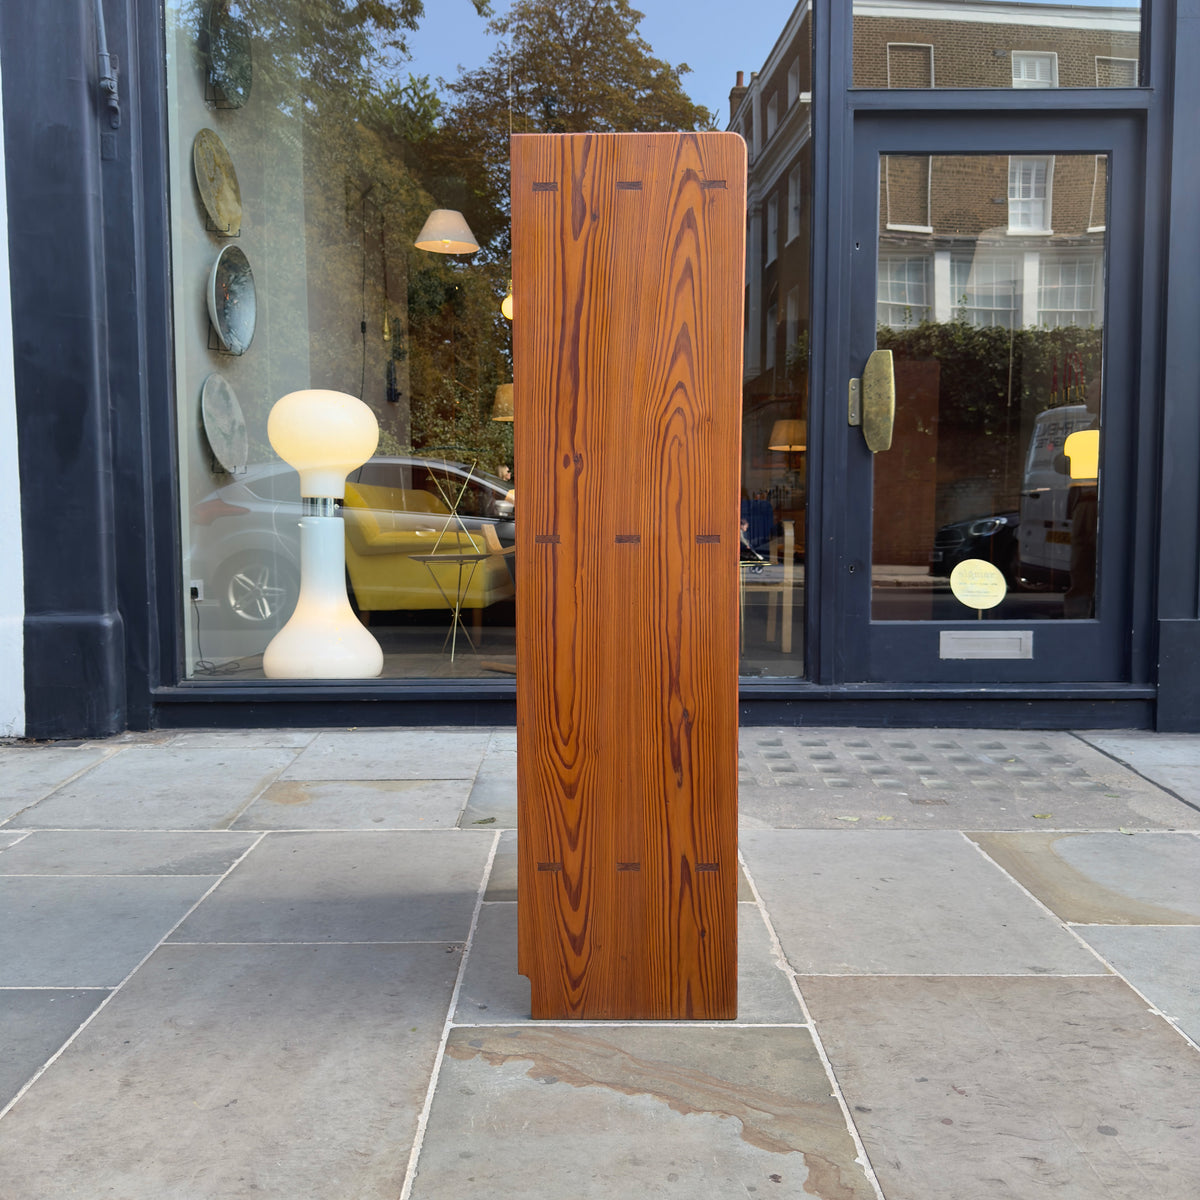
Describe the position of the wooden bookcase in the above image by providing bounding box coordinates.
[512,132,746,1019]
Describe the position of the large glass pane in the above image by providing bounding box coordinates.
[854,2,1141,89]
[168,0,800,682]
[871,153,1105,622]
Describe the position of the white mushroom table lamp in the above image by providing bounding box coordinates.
[262,389,384,679]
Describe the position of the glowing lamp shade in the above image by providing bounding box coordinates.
[492,383,514,422]
[501,280,514,320]
[268,389,379,498]
[414,209,479,254]
[1064,428,1100,480]
[768,419,807,452]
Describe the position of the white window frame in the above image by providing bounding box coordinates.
[1008,156,1054,234]
[766,194,778,265]
[886,42,934,88]
[1095,56,1138,87]
[786,164,802,244]
[1012,51,1058,88]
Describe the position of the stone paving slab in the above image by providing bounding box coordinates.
[0,746,110,822]
[1115,765,1200,807]
[0,943,460,1200]
[410,1025,875,1199]
[737,729,1200,829]
[1078,732,1200,769]
[0,830,259,875]
[458,742,517,828]
[4,747,295,830]
[741,829,1103,975]
[0,876,217,986]
[169,830,493,944]
[280,730,489,780]
[453,902,803,1025]
[968,832,1200,924]
[233,778,471,830]
[1075,926,1200,1046]
[0,989,108,1108]
[801,974,1200,1200]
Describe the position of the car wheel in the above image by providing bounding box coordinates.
[218,554,299,627]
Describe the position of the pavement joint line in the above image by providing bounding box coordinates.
[399,828,501,1200]
[736,847,888,1200]
[0,743,125,829]
[1069,730,1200,816]
[0,829,268,1124]
[961,830,1200,1055]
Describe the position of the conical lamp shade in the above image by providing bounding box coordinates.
[768,419,806,452]
[414,209,479,254]
[492,383,514,422]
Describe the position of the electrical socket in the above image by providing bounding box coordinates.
[189,580,204,602]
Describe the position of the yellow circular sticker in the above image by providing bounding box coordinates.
[949,559,1007,610]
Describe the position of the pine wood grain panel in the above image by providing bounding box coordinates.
[512,133,746,1020]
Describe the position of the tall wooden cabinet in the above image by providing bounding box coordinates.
[512,133,747,1019]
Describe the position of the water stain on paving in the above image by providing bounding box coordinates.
[443,1026,874,1199]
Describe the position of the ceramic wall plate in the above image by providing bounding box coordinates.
[205,4,252,108]
[200,373,249,474]
[207,244,256,355]
[192,128,242,236]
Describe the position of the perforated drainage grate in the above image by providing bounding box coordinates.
[736,729,1125,806]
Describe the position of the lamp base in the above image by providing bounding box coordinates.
[263,517,383,679]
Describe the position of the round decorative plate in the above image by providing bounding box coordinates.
[207,244,256,355]
[192,128,242,236]
[200,373,249,474]
[205,4,253,108]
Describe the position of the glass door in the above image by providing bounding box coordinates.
[838,114,1142,683]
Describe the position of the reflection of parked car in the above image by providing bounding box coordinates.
[931,512,1020,583]
[190,457,515,628]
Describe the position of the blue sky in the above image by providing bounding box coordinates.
[403,0,803,122]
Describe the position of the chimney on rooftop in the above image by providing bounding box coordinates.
[729,70,749,124]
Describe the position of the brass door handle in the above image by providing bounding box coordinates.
[848,349,895,453]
